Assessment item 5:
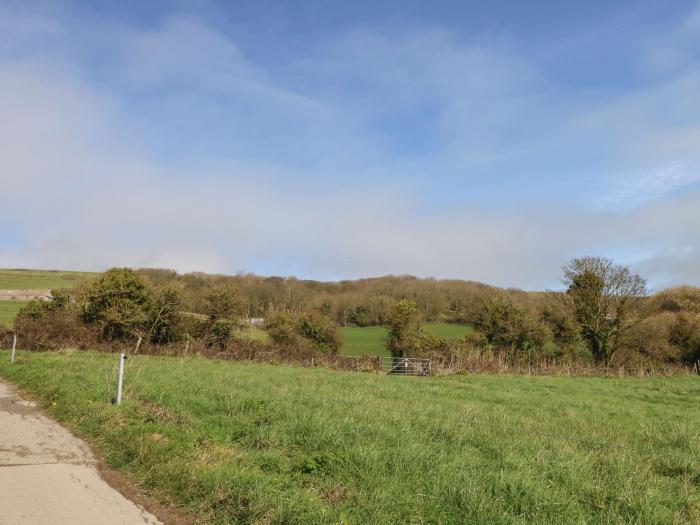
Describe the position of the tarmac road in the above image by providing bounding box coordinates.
[0,381,163,525]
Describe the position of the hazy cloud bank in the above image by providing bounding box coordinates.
[1,2,699,289]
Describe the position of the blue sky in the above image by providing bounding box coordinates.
[1,0,699,289]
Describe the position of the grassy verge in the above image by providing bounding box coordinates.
[0,350,698,524]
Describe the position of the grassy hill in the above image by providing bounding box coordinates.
[0,268,95,290]
[0,269,97,328]
[1,350,697,524]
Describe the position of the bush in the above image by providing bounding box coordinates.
[296,312,342,353]
[147,285,183,344]
[654,286,700,314]
[619,313,679,364]
[669,313,700,364]
[266,312,341,353]
[474,297,549,354]
[386,300,422,358]
[14,308,96,351]
[541,305,580,353]
[266,313,303,347]
[81,268,152,340]
[205,284,244,322]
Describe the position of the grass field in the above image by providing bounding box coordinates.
[0,269,96,328]
[340,322,472,357]
[1,351,697,524]
[0,268,95,290]
[0,301,23,328]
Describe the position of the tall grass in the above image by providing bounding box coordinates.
[1,350,698,524]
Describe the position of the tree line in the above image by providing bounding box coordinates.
[8,257,700,370]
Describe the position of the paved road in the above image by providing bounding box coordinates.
[0,381,162,524]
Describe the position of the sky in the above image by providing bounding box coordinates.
[1,0,699,290]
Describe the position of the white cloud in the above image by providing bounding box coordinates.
[1,4,700,290]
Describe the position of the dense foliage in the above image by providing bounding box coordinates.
[7,258,700,370]
[266,312,342,353]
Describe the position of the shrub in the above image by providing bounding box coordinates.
[266,312,341,353]
[669,313,700,364]
[654,286,700,314]
[386,300,422,358]
[619,313,679,364]
[205,284,244,322]
[14,308,96,351]
[474,297,549,354]
[296,312,342,353]
[266,313,303,347]
[147,285,183,344]
[541,305,580,353]
[81,268,153,340]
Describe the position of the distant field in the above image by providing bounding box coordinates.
[235,326,270,343]
[0,268,95,290]
[0,301,23,328]
[341,322,472,357]
[0,351,697,524]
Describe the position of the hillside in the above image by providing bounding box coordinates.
[0,269,97,328]
[0,268,96,290]
[0,351,698,524]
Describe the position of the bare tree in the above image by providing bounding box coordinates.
[560,256,648,366]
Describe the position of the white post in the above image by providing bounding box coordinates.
[116,353,126,405]
[10,334,17,363]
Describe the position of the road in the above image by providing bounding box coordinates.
[0,381,163,524]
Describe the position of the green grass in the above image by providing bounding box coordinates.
[1,350,698,524]
[0,301,24,328]
[340,326,391,357]
[0,268,95,290]
[341,322,472,357]
[234,326,271,343]
[424,321,474,339]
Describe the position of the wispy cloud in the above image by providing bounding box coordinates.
[1,2,700,289]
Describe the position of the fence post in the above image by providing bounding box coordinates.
[378,355,382,373]
[10,334,17,363]
[116,353,127,405]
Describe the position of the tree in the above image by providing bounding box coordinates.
[147,285,183,344]
[205,284,243,322]
[81,268,152,340]
[204,284,244,343]
[474,297,548,354]
[386,300,422,358]
[561,256,647,366]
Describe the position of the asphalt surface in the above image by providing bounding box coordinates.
[0,381,162,524]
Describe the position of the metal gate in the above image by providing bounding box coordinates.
[382,357,431,376]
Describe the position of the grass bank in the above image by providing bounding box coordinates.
[0,350,698,524]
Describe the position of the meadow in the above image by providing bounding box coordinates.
[0,350,698,524]
[340,322,472,357]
